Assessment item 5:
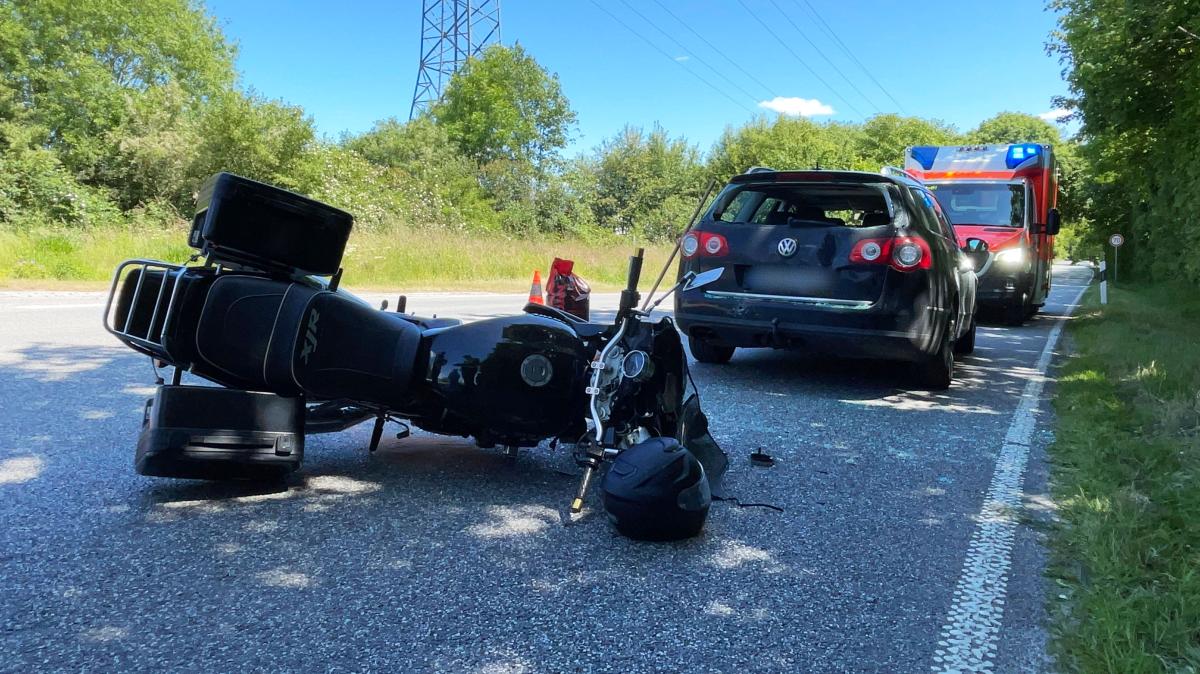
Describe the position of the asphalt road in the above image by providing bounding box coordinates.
[0,264,1093,673]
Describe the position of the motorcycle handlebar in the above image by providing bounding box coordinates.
[618,248,644,319]
[626,248,644,293]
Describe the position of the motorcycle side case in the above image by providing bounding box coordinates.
[136,385,304,480]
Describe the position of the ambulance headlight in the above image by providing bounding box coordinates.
[995,247,1029,269]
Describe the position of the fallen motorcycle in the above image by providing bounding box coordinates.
[103,173,728,539]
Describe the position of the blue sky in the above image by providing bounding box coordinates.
[205,0,1072,155]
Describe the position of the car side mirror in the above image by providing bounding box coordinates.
[965,238,989,253]
[1044,208,1061,236]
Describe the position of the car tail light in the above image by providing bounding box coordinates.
[890,236,931,271]
[849,236,931,271]
[682,231,728,259]
[849,238,893,264]
[703,232,728,256]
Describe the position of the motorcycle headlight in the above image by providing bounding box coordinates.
[995,247,1029,269]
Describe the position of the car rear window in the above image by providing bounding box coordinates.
[711,183,893,228]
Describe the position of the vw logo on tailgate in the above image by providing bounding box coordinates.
[777,237,798,258]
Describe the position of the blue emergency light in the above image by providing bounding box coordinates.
[1005,144,1041,168]
[909,146,939,170]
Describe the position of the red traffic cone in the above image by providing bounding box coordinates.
[528,270,544,305]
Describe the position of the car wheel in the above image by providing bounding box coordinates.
[688,337,735,364]
[954,318,977,357]
[914,324,954,390]
[1004,294,1028,326]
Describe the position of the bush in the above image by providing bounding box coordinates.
[0,134,123,228]
[190,89,316,191]
[343,117,499,231]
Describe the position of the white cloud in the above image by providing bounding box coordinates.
[1037,108,1072,122]
[674,55,689,62]
[758,96,834,117]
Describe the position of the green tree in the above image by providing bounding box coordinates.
[344,117,499,231]
[966,112,1090,225]
[1051,0,1200,282]
[346,117,458,170]
[967,112,1061,145]
[706,116,866,182]
[0,120,119,228]
[431,44,576,167]
[0,0,234,176]
[582,125,703,239]
[189,90,316,192]
[99,83,201,211]
[857,114,960,168]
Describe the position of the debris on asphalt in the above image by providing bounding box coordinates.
[750,448,775,467]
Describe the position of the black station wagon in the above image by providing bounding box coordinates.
[674,168,978,389]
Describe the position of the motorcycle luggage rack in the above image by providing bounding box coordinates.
[103,259,190,361]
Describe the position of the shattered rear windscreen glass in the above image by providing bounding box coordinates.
[710,184,892,227]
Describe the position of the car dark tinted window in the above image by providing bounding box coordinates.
[710,183,892,227]
[717,189,756,223]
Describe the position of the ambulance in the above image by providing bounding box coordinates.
[904,144,1060,324]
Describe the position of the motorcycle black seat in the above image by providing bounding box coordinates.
[195,275,421,408]
[195,275,317,392]
[523,302,608,338]
[291,292,422,408]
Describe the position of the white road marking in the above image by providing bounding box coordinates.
[0,303,107,311]
[932,279,1090,673]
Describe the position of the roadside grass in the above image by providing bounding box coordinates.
[1050,283,1200,672]
[0,227,675,291]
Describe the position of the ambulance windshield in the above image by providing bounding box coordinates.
[927,183,1025,228]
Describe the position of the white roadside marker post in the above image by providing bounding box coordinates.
[1100,260,1108,305]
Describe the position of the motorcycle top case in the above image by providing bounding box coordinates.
[136,385,304,480]
[189,172,353,277]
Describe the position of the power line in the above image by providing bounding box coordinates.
[586,0,758,115]
[616,0,763,104]
[733,0,865,118]
[795,0,907,113]
[648,0,777,99]
[764,0,882,113]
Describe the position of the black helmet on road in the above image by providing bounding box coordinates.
[601,437,711,541]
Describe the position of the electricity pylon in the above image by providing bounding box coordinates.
[409,0,501,119]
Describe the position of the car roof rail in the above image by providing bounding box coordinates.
[745,166,777,174]
[880,166,921,184]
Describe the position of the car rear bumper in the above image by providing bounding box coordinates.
[675,288,945,362]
